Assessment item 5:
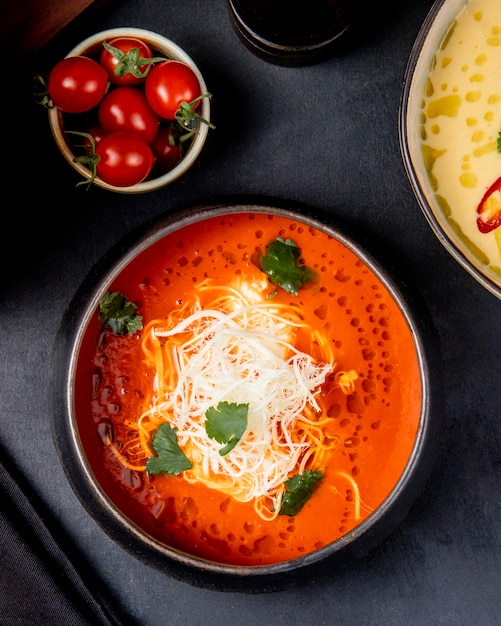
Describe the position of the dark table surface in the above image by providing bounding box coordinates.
[2,0,501,624]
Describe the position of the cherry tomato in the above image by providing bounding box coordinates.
[98,86,159,144]
[95,132,155,187]
[48,56,108,113]
[76,125,105,155]
[150,126,181,173]
[145,60,201,119]
[99,37,157,86]
[86,125,105,147]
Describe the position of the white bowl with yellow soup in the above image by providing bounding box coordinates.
[400,0,501,299]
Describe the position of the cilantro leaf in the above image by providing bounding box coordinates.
[279,469,323,516]
[205,401,248,456]
[145,423,192,475]
[98,290,143,335]
[497,131,501,154]
[259,237,318,296]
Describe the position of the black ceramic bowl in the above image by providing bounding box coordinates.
[49,199,442,592]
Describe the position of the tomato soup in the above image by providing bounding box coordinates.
[74,211,422,566]
[420,0,501,275]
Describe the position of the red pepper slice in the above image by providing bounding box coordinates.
[477,176,501,233]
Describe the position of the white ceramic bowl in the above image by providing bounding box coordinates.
[400,0,501,299]
[48,28,211,194]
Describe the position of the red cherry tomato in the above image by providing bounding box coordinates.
[48,56,108,113]
[145,60,201,119]
[95,132,155,187]
[99,37,157,86]
[150,126,181,173]
[98,86,159,144]
[86,125,105,147]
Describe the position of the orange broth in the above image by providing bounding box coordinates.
[74,212,422,566]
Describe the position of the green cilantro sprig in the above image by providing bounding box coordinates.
[146,423,192,475]
[259,237,318,296]
[279,470,323,516]
[205,401,248,456]
[146,402,248,476]
[98,290,143,335]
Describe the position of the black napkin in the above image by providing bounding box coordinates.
[0,443,132,626]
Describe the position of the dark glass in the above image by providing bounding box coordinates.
[227,0,353,66]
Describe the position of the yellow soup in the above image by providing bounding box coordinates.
[421,0,501,273]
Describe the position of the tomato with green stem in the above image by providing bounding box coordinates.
[48,56,109,113]
[144,60,214,139]
[99,37,166,85]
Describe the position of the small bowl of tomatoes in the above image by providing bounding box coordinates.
[46,28,213,193]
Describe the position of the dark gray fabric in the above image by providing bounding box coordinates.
[0,445,130,626]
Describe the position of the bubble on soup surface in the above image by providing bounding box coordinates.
[200,530,232,556]
[335,268,351,282]
[314,304,328,320]
[92,370,102,398]
[254,535,276,555]
[361,379,375,393]
[327,403,342,418]
[99,385,112,404]
[220,497,231,512]
[180,497,199,522]
[97,419,114,446]
[346,393,365,415]
[222,251,237,264]
[123,468,143,491]
[151,497,176,524]
[362,348,376,361]
[107,401,121,415]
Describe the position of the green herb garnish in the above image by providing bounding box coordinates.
[145,423,193,475]
[205,401,248,456]
[497,131,501,153]
[259,237,318,296]
[98,290,143,335]
[279,469,323,516]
